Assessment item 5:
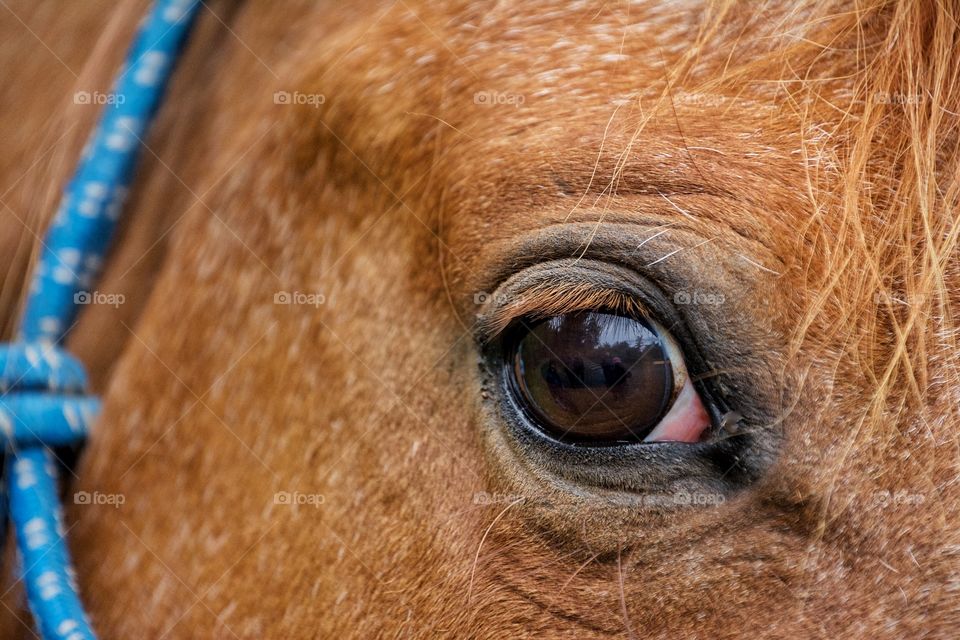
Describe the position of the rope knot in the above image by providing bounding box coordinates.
[0,343,99,449]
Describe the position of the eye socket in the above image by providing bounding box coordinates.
[505,310,711,445]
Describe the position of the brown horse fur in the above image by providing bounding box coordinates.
[1,0,958,637]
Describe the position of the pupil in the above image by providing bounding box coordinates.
[510,311,674,443]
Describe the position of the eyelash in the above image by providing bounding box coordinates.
[479,284,651,345]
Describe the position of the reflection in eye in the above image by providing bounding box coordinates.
[507,311,708,444]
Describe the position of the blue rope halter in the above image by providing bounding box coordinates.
[0,2,201,637]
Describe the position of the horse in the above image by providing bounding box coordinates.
[1,0,957,637]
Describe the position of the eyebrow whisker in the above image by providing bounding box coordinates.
[645,237,715,267]
[633,224,676,252]
[738,254,783,275]
[657,190,697,219]
[644,247,683,267]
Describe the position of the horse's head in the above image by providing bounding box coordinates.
[2,0,957,637]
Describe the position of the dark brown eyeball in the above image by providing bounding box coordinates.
[507,311,685,444]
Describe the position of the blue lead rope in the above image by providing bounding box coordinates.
[0,2,201,637]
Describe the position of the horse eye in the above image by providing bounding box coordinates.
[505,311,709,445]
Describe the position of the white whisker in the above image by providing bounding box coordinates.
[738,254,782,275]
